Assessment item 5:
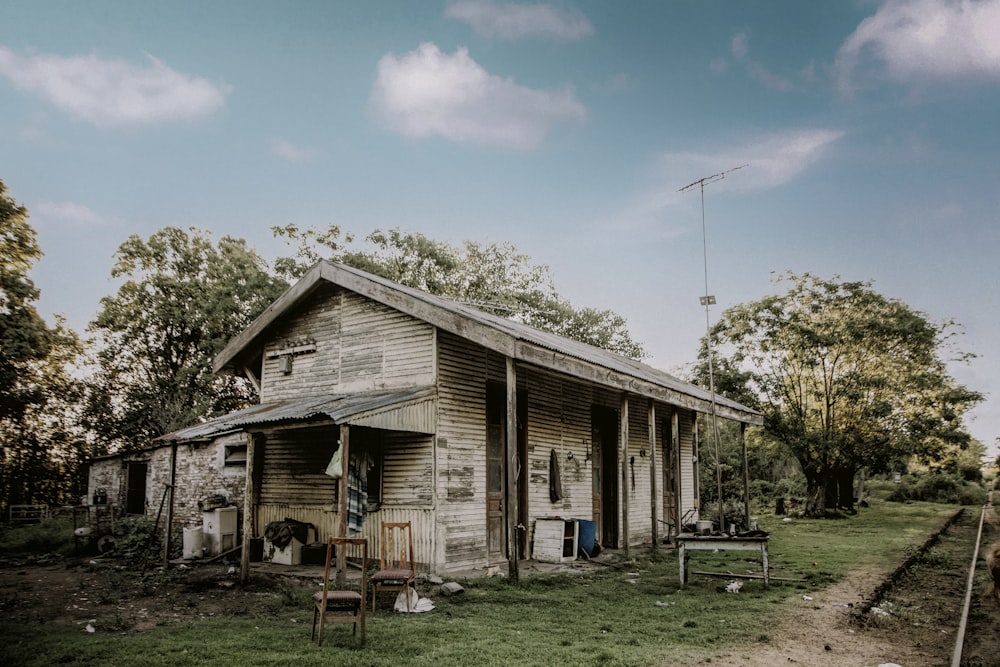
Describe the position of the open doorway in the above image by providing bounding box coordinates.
[591,406,619,549]
[125,462,147,515]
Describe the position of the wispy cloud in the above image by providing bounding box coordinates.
[591,72,634,94]
[615,129,845,234]
[371,42,586,151]
[33,201,109,228]
[725,30,794,91]
[445,0,593,41]
[0,47,228,127]
[836,0,1000,95]
[271,138,320,162]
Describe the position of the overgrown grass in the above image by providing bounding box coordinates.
[0,517,76,557]
[0,500,959,667]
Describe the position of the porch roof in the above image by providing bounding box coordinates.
[157,386,437,443]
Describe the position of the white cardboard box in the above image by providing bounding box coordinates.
[263,527,316,565]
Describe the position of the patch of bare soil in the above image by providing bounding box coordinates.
[0,555,316,632]
[704,506,1000,667]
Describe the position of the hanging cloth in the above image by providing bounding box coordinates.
[549,449,563,502]
[346,449,371,534]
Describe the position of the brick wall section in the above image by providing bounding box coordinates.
[87,434,247,542]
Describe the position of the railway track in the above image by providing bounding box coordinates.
[855,497,1000,666]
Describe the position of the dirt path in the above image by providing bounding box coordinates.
[703,505,1000,667]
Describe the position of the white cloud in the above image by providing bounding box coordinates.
[0,47,228,127]
[371,42,586,151]
[616,129,845,233]
[836,0,1000,94]
[729,30,794,92]
[33,201,108,227]
[271,138,320,162]
[445,0,593,41]
[591,72,633,93]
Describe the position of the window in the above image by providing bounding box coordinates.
[224,444,248,469]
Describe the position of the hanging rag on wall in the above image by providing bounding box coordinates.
[346,449,372,534]
[549,449,563,502]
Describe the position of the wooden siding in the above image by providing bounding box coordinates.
[259,426,339,505]
[625,396,653,545]
[436,331,490,573]
[679,411,697,523]
[382,431,435,506]
[261,285,435,402]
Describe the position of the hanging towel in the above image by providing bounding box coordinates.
[346,449,370,534]
[549,449,563,502]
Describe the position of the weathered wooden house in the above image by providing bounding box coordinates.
[90,260,761,575]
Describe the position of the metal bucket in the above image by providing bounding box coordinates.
[696,520,713,536]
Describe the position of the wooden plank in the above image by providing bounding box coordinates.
[620,394,629,557]
[336,425,349,581]
[691,570,803,583]
[239,432,258,584]
[649,402,657,550]
[506,357,519,580]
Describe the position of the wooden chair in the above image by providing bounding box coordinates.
[312,536,368,646]
[371,521,416,612]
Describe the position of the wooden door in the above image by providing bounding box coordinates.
[662,416,678,538]
[486,384,506,561]
[591,406,619,549]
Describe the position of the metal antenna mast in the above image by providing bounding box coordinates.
[678,163,747,535]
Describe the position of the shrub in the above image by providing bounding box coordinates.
[0,517,76,556]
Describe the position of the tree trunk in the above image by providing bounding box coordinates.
[835,468,856,513]
[804,469,826,515]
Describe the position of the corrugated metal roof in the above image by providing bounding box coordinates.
[213,260,761,424]
[332,262,753,418]
[158,386,437,442]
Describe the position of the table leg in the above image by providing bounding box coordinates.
[679,544,687,587]
[761,544,769,588]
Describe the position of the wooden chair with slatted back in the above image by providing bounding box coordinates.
[312,536,368,645]
[370,521,416,612]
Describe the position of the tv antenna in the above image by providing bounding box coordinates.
[678,163,747,535]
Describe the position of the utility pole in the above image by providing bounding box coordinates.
[678,163,747,534]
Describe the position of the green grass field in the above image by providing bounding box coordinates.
[0,501,962,667]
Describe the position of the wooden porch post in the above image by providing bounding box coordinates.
[506,357,519,581]
[741,422,751,529]
[648,402,657,551]
[336,424,350,582]
[239,432,257,584]
[672,411,681,538]
[620,395,629,557]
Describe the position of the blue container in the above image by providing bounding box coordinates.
[577,519,597,557]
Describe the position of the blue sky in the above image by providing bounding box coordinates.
[2,1,999,460]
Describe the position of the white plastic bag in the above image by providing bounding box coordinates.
[324,446,342,479]
[394,587,434,613]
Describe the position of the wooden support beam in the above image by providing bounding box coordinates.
[672,410,681,539]
[336,424,350,584]
[741,422,751,529]
[506,357,519,581]
[648,402,657,550]
[239,433,258,584]
[620,394,629,557]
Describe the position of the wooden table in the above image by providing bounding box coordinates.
[677,534,770,587]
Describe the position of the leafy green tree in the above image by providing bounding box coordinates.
[0,180,50,423]
[83,227,289,452]
[697,272,982,515]
[0,180,85,509]
[1,318,86,507]
[273,225,647,359]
